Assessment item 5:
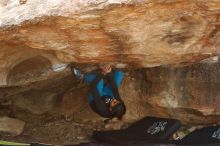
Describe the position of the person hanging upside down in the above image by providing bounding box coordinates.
[69,64,126,119]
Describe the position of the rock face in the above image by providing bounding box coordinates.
[0,0,220,126]
[145,57,220,124]
[59,57,220,125]
[120,57,220,124]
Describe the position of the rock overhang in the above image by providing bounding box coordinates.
[0,0,219,92]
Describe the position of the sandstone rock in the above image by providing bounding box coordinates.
[0,0,219,127]
[144,57,220,124]
[0,116,25,136]
[0,0,219,86]
[117,57,220,124]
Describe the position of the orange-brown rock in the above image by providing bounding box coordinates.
[0,0,220,85]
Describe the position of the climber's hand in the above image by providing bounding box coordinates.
[101,64,112,75]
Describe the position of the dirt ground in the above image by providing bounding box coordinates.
[0,108,103,145]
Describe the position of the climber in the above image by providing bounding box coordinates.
[69,64,126,119]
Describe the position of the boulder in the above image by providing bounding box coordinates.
[0,116,25,136]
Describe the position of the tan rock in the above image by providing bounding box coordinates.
[0,0,219,86]
[0,116,25,136]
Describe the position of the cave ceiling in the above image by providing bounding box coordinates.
[0,0,219,85]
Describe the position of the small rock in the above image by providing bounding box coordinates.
[0,116,25,136]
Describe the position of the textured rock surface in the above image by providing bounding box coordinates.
[0,0,220,86]
[0,116,25,136]
[144,56,220,124]
[59,58,220,125]
[0,0,220,135]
